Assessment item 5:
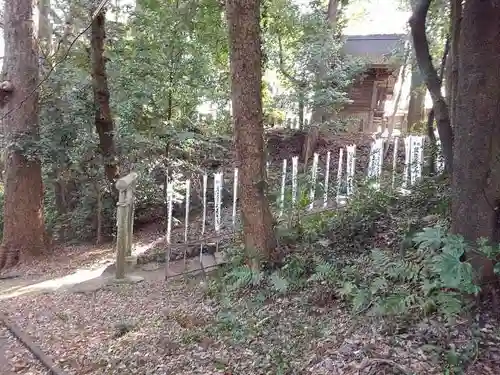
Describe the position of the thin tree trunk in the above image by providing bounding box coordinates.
[409,0,453,173]
[0,0,47,269]
[444,50,452,107]
[406,62,426,132]
[427,36,450,175]
[38,0,52,56]
[50,8,78,242]
[311,0,340,124]
[277,33,307,128]
[298,95,304,129]
[426,108,436,174]
[388,46,410,134]
[326,0,340,30]
[90,9,119,184]
[226,0,280,269]
[451,0,500,285]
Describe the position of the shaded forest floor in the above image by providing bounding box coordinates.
[1,130,500,374]
[1,230,500,375]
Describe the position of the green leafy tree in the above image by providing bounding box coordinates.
[266,0,364,127]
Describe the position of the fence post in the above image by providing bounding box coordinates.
[115,172,139,280]
[125,185,136,257]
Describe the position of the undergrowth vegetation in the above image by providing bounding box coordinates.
[201,177,499,374]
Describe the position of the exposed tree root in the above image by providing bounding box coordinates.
[0,246,19,271]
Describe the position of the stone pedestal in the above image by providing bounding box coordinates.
[108,275,144,285]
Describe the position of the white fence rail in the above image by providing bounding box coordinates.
[117,133,437,279]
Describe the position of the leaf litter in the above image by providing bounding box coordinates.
[2,258,499,375]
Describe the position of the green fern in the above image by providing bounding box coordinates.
[389,259,422,282]
[360,226,483,319]
[308,262,337,283]
[280,254,308,283]
[369,276,388,294]
[432,291,463,318]
[371,248,393,270]
[375,292,409,315]
[371,249,422,282]
[352,288,370,312]
[413,226,446,250]
[269,272,290,294]
[338,281,358,300]
[225,266,262,291]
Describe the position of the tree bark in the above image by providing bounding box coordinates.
[444,50,451,107]
[451,0,500,284]
[0,0,47,269]
[326,0,340,31]
[226,0,280,269]
[448,0,461,129]
[409,0,453,173]
[90,9,119,184]
[426,108,436,174]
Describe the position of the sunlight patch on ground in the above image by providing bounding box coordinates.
[0,267,107,300]
[0,235,166,300]
[132,235,165,256]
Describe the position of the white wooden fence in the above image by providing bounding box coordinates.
[115,133,441,280]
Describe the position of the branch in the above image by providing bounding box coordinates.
[409,0,454,173]
[277,34,306,88]
[0,0,111,121]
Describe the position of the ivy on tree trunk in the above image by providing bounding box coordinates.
[90,8,119,185]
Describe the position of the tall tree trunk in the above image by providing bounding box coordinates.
[451,0,500,285]
[409,0,453,173]
[90,9,119,184]
[226,0,280,269]
[448,0,461,129]
[0,0,47,269]
[50,8,77,242]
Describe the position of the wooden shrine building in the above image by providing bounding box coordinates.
[339,34,407,133]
